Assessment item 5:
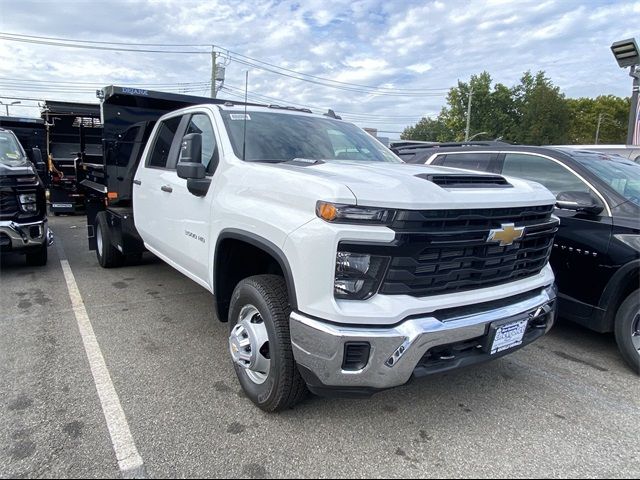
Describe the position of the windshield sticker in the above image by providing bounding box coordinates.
[230,114,251,121]
[5,152,19,159]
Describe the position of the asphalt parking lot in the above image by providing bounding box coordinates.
[1,215,638,479]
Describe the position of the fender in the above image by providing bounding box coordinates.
[597,259,640,331]
[214,228,298,310]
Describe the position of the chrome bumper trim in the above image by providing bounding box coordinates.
[290,285,556,390]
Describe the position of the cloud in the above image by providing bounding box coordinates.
[0,0,637,136]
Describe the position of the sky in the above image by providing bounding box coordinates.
[0,0,638,137]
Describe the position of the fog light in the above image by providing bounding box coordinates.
[342,342,371,371]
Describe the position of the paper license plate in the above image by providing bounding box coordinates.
[490,319,528,354]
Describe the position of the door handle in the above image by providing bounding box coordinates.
[161,185,173,193]
[133,179,142,186]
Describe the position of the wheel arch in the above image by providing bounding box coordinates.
[213,229,298,322]
[598,259,640,332]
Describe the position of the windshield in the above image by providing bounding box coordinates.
[220,110,400,163]
[0,131,26,166]
[575,155,640,207]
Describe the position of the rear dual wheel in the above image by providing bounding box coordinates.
[228,275,308,412]
[95,212,123,268]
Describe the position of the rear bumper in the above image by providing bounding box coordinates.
[290,284,556,396]
[0,220,52,252]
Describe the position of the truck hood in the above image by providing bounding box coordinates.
[273,161,556,209]
[0,160,36,178]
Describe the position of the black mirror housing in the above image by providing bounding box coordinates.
[177,162,206,180]
[180,133,202,164]
[31,147,47,178]
[556,191,604,215]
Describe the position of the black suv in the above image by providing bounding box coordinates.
[0,128,50,265]
[396,143,640,373]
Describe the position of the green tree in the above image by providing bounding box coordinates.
[566,95,629,144]
[400,116,451,141]
[514,71,570,145]
[399,70,628,145]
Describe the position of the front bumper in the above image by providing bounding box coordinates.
[0,220,52,251]
[290,285,556,396]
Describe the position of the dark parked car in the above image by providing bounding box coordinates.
[0,128,51,265]
[396,143,640,373]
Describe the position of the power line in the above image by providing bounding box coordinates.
[0,31,212,47]
[228,57,445,97]
[0,32,450,97]
[0,34,209,54]
[0,76,211,87]
[221,84,425,120]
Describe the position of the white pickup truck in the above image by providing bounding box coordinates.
[84,87,558,411]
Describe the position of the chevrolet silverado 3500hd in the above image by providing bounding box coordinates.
[83,87,558,411]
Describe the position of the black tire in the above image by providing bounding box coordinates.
[228,275,308,412]
[614,290,640,375]
[95,211,124,268]
[25,244,48,266]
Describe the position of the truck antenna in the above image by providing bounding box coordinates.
[242,70,249,161]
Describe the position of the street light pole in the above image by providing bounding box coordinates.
[610,38,640,146]
[626,66,639,145]
[0,101,21,116]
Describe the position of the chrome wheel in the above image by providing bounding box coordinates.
[229,305,271,385]
[96,223,103,258]
[632,313,640,353]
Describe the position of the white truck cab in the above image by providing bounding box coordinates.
[86,88,558,411]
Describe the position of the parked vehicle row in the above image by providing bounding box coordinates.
[393,142,640,373]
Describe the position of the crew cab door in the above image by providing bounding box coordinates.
[134,114,185,257]
[160,111,220,283]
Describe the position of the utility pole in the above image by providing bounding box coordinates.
[211,48,217,98]
[595,113,603,144]
[464,85,473,141]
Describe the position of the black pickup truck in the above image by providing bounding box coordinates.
[0,127,51,265]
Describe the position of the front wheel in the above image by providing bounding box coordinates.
[614,290,640,374]
[228,275,308,412]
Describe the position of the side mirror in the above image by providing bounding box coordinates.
[180,133,202,164]
[177,133,211,197]
[177,133,205,180]
[31,148,47,177]
[556,191,604,215]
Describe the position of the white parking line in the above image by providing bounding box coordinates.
[59,257,146,479]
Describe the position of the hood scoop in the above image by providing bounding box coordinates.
[416,173,512,188]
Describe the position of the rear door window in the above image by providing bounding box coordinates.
[147,116,182,169]
[438,153,497,172]
[501,153,594,195]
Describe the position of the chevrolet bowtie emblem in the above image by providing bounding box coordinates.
[487,223,525,246]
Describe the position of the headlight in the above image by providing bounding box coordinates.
[317,201,396,225]
[19,193,38,213]
[335,251,389,300]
